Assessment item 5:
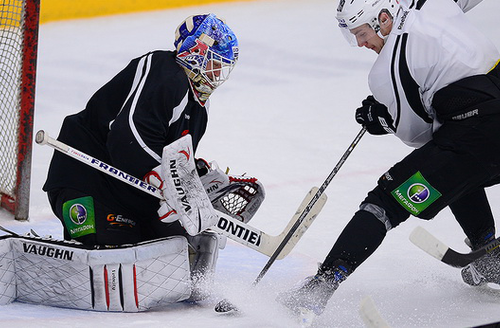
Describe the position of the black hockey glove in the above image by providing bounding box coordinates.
[355,95,396,135]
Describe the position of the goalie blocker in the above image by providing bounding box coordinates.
[0,234,191,312]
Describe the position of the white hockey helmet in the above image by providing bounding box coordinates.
[336,0,400,46]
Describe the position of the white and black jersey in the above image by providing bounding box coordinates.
[369,0,499,148]
[43,51,209,220]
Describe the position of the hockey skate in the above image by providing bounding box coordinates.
[461,236,500,288]
[277,262,350,325]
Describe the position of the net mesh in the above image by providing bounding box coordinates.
[0,0,24,197]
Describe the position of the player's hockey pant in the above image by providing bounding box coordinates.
[322,67,500,272]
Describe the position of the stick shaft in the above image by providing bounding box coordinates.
[253,127,366,284]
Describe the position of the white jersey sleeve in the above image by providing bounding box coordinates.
[399,0,483,12]
[368,0,499,148]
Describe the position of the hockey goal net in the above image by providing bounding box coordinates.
[0,0,39,220]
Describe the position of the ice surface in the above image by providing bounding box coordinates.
[1,0,499,326]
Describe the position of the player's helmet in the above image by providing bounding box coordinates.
[175,13,239,105]
[336,0,400,46]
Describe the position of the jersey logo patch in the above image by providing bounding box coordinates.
[63,196,96,238]
[391,171,441,215]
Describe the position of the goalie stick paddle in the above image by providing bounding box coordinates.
[35,130,326,259]
[409,226,500,268]
[214,127,367,313]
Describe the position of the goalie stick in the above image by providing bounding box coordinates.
[214,127,367,313]
[409,226,500,268]
[35,130,326,259]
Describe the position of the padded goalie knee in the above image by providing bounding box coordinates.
[197,159,265,223]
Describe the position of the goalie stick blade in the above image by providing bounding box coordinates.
[211,187,327,259]
[359,296,391,328]
[409,226,500,268]
[273,186,327,260]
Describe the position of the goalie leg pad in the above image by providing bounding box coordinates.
[0,237,15,305]
[187,231,220,301]
[0,235,191,311]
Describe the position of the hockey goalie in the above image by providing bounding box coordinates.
[0,13,264,312]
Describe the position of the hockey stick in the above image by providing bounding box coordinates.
[35,130,326,259]
[409,226,500,268]
[215,127,367,313]
[359,296,391,328]
[0,225,19,236]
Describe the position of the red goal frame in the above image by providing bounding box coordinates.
[0,0,40,220]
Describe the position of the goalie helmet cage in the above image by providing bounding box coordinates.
[0,0,40,220]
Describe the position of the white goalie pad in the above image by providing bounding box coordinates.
[0,235,191,312]
[162,134,218,236]
[0,238,15,305]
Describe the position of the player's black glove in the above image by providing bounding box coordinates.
[355,95,396,135]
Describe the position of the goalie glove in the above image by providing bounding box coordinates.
[196,159,265,223]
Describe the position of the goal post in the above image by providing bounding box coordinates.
[0,0,40,220]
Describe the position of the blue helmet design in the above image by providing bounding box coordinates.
[175,14,239,105]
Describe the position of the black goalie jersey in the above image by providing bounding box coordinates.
[43,50,209,222]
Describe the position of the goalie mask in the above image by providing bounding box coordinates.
[174,13,239,105]
[336,0,400,46]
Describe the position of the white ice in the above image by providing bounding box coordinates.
[1,0,500,326]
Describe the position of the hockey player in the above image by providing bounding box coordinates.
[278,0,500,318]
[42,13,263,304]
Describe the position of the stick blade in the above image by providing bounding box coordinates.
[359,296,391,328]
[359,296,390,328]
[409,226,449,261]
[409,226,483,268]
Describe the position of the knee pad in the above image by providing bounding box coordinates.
[359,203,393,231]
[363,186,411,228]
